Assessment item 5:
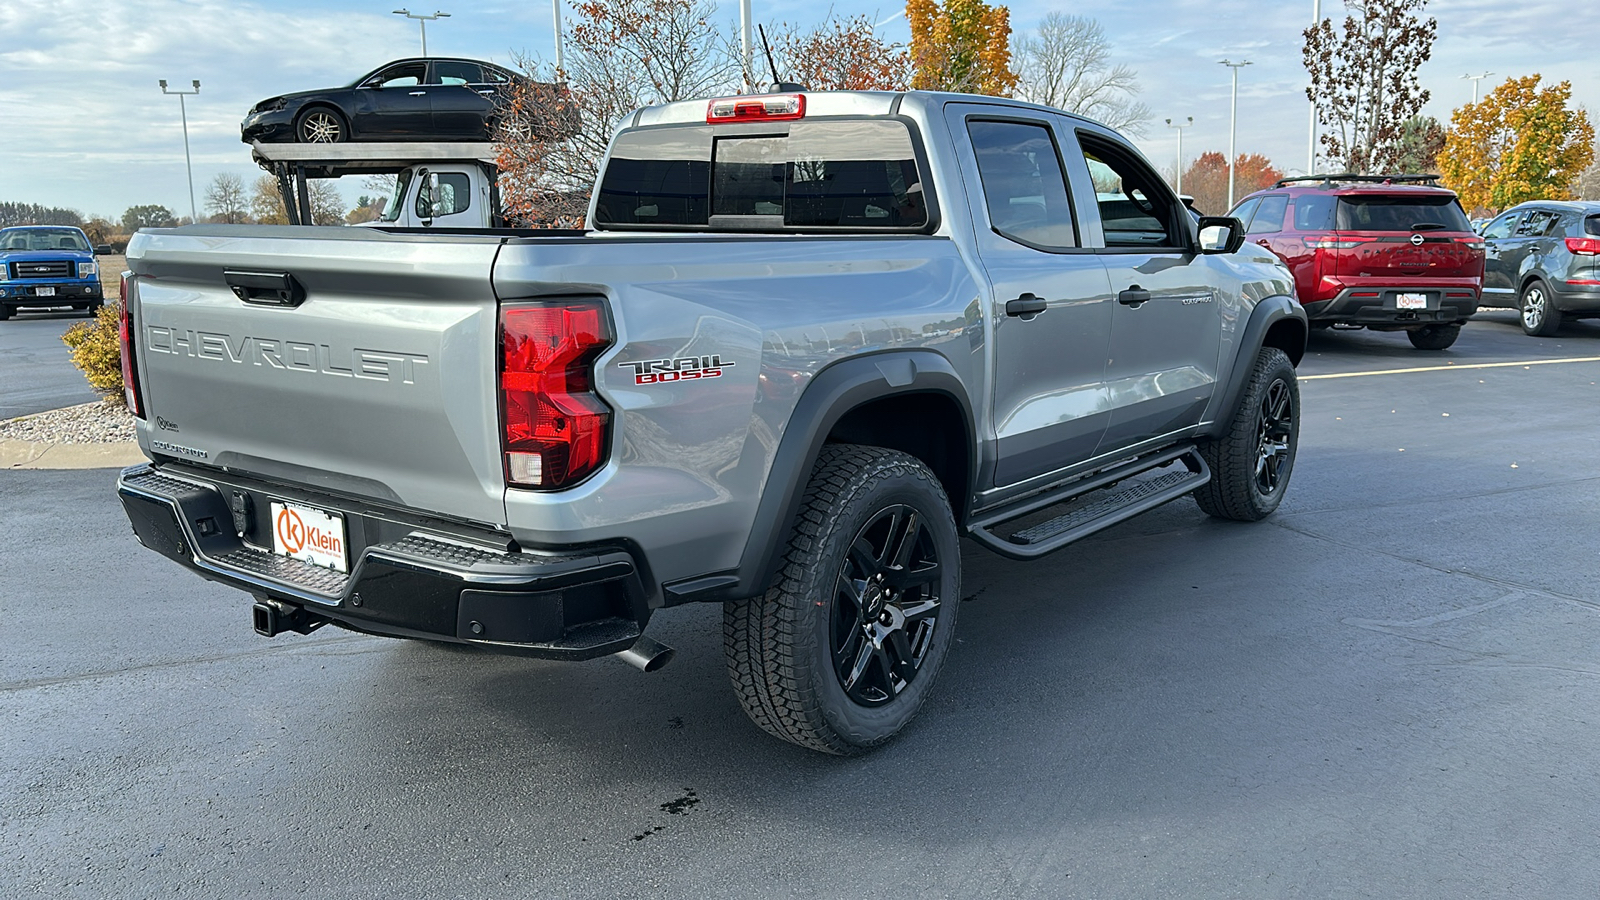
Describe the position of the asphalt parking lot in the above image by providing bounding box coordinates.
[0,311,101,419]
[4,310,1599,898]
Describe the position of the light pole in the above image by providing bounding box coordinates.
[1166,117,1193,194]
[1308,0,1322,176]
[158,79,200,224]
[1462,71,1493,104]
[392,8,450,56]
[1220,59,1252,208]
[552,0,564,73]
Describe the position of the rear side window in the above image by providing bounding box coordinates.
[1516,210,1559,236]
[594,120,928,231]
[967,119,1077,250]
[1248,194,1288,234]
[1587,215,1600,237]
[1293,195,1336,231]
[434,62,482,86]
[1336,195,1472,232]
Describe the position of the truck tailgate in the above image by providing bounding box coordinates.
[128,228,506,527]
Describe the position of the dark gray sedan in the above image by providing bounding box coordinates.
[1479,200,1600,335]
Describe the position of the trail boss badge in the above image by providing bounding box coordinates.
[619,355,734,385]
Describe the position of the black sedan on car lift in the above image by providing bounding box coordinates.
[241,57,532,143]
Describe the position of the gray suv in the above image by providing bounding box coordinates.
[1479,200,1600,335]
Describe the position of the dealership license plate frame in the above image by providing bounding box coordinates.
[1396,292,1428,310]
[269,500,349,573]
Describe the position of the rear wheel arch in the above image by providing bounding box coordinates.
[739,352,976,600]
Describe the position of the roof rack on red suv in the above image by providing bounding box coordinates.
[1227,173,1484,351]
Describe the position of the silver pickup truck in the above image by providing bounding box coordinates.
[116,90,1307,754]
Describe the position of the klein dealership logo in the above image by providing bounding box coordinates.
[619,355,734,385]
[275,506,342,556]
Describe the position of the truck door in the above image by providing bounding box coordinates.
[412,166,487,228]
[1066,127,1223,451]
[945,106,1114,487]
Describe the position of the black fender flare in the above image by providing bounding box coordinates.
[663,350,976,605]
[1206,295,1307,438]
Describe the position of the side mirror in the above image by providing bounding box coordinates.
[1197,216,1246,254]
[425,172,441,222]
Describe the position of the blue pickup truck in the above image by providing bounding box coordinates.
[0,226,105,321]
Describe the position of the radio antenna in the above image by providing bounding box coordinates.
[757,24,780,90]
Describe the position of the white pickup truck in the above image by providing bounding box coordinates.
[250,140,501,228]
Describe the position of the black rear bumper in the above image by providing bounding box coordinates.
[1306,287,1479,327]
[116,464,650,659]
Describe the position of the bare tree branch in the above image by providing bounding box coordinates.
[1014,13,1149,134]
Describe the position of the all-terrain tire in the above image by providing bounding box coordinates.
[723,444,961,755]
[1520,279,1561,336]
[0,306,12,321]
[1407,323,1461,350]
[1193,347,1298,522]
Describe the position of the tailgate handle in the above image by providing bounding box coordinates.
[224,270,304,308]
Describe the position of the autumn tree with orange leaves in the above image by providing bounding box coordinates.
[1181,152,1284,215]
[907,0,1017,96]
[1438,74,1594,213]
[770,14,910,91]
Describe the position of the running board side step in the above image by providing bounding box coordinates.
[967,446,1210,560]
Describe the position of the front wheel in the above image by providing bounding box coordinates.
[295,108,346,143]
[1520,280,1561,336]
[0,305,12,321]
[1407,323,1461,350]
[724,445,960,755]
[1194,347,1299,522]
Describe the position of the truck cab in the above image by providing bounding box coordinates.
[249,140,501,228]
[0,225,104,320]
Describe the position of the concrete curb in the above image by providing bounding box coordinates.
[1,439,145,470]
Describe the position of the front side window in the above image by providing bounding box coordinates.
[370,64,426,89]
[1228,197,1262,230]
[1248,194,1289,234]
[966,119,1077,250]
[1079,140,1181,248]
[416,172,472,218]
[1481,212,1521,240]
[594,119,927,231]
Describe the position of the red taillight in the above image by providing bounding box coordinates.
[706,93,805,123]
[1304,235,1364,250]
[1454,236,1487,250]
[1566,237,1600,255]
[499,302,612,490]
[118,273,143,419]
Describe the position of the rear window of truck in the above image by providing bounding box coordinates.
[1335,195,1472,232]
[594,119,928,232]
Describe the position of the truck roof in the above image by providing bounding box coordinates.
[625,89,1107,131]
[250,140,498,177]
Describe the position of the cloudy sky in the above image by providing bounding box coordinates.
[1,0,1593,220]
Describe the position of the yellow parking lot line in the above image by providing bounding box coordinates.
[1301,356,1600,381]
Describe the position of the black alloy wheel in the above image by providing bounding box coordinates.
[724,444,961,755]
[1254,376,1293,496]
[296,108,345,143]
[831,505,944,706]
[1194,347,1299,521]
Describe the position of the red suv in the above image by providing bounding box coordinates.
[1228,175,1485,350]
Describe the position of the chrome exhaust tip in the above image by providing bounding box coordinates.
[615,635,675,673]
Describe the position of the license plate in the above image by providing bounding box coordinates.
[1396,292,1428,309]
[270,500,348,573]
[35,286,55,297]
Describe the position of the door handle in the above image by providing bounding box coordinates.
[408,91,427,96]
[1118,286,1152,307]
[477,89,496,95]
[1005,293,1048,319]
